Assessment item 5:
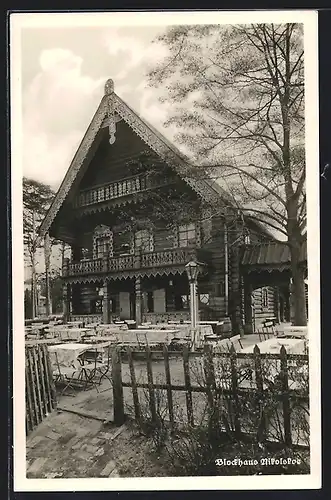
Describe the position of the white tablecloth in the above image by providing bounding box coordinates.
[48,343,93,369]
[242,338,305,355]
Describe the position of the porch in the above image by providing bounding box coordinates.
[65,273,209,325]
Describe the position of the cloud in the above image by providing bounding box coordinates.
[23,48,106,188]
[22,31,173,190]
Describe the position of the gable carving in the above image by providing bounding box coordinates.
[38,85,229,245]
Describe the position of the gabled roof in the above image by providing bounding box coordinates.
[38,78,273,242]
[241,241,307,272]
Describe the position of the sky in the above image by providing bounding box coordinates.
[20,24,173,190]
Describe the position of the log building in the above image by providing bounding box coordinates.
[38,79,307,332]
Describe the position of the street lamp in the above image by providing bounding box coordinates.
[185,260,200,351]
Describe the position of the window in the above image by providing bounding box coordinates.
[178,223,196,247]
[147,292,154,312]
[244,234,251,244]
[96,237,109,258]
[113,231,132,256]
[135,229,151,253]
[199,294,210,305]
[202,218,212,243]
[215,282,225,297]
[262,287,269,309]
[174,295,190,310]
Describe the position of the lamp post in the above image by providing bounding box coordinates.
[185,260,200,351]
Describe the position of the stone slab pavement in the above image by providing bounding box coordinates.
[26,409,125,478]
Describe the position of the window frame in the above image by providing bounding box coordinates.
[134,229,151,253]
[178,222,196,248]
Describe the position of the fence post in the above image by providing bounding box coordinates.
[253,345,266,442]
[229,344,241,437]
[127,347,141,423]
[280,345,292,447]
[112,347,125,426]
[183,346,194,427]
[146,345,157,423]
[203,344,218,440]
[45,345,57,409]
[163,345,174,429]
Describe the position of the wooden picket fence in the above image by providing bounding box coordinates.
[25,344,57,434]
[111,344,309,447]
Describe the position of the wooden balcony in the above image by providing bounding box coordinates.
[73,172,177,208]
[64,247,210,278]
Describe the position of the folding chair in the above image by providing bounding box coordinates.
[136,331,148,348]
[52,352,85,396]
[229,334,243,351]
[79,347,112,393]
[258,326,275,342]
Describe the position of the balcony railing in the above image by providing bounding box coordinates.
[64,247,210,277]
[73,172,177,208]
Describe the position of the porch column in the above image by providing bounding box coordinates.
[244,281,254,334]
[274,287,281,324]
[62,283,70,322]
[102,281,110,324]
[135,276,142,326]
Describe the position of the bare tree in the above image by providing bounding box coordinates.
[147,23,307,325]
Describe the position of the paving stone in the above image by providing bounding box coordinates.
[76,451,92,462]
[72,441,83,451]
[45,472,60,479]
[94,447,105,457]
[100,459,116,476]
[58,432,77,445]
[45,430,61,441]
[109,468,120,477]
[28,457,48,474]
[98,432,112,440]
[85,444,98,454]
[27,436,45,448]
[67,435,81,449]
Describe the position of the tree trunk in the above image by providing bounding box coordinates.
[31,209,37,318]
[289,243,307,326]
[44,233,51,317]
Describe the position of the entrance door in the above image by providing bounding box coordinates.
[119,292,131,320]
[153,289,166,313]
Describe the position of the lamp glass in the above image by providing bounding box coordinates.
[185,261,199,282]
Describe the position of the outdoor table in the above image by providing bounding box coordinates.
[66,321,84,328]
[25,339,62,346]
[48,343,94,369]
[281,326,308,338]
[57,328,90,341]
[241,337,306,355]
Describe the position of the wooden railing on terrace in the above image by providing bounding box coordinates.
[64,247,210,277]
[73,172,177,208]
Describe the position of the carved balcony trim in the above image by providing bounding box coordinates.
[72,172,177,209]
[64,247,211,281]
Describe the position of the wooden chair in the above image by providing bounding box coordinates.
[229,334,243,351]
[258,326,276,342]
[52,352,85,395]
[79,347,112,392]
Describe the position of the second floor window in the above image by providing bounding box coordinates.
[135,229,151,253]
[96,237,109,258]
[178,223,196,247]
[113,231,132,257]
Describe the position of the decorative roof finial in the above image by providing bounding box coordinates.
[104,78,116,144]
[105,78,114,95]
